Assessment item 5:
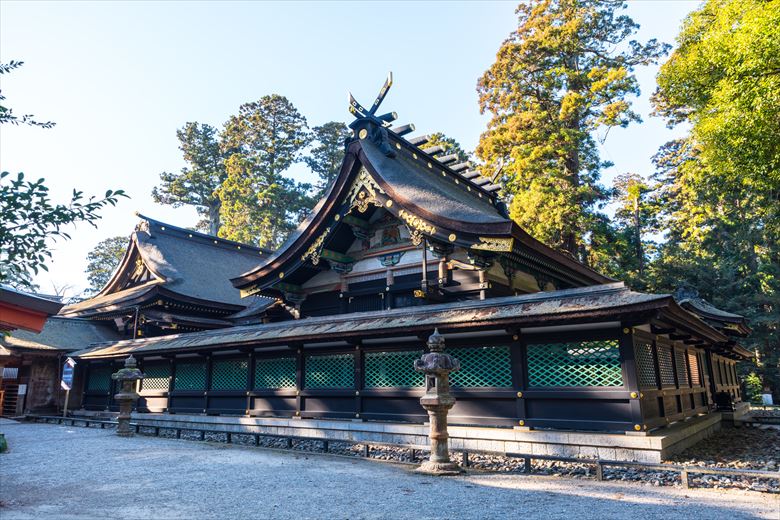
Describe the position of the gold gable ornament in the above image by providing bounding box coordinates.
[346,168,385,213]
[398,209,436,246]
[470,237,514,252]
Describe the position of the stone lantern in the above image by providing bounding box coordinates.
[414,329,463,475]
[111,355,144,437]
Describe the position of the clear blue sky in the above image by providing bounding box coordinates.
[0,0,698,296]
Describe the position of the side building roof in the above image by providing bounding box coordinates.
[1,316,123,355]
[71,283,732,360]
[61,215,274,317]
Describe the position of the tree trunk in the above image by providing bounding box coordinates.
[208,199,221,236]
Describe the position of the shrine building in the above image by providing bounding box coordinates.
[64,77,751,458]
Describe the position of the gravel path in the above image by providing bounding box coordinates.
[1,422,778,520]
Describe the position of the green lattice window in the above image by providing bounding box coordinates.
[174,360,207,391]
[142,363,171,391]
[86,365,112,392]
[449,346,512,388]
[675,349,690,387]
[211,358,248,391]
[254,357,297,389]
[305,353,354,389]
[527,340,623,387]
[657,346,676,387]
[365,350,424,388]
[634,340,658,389]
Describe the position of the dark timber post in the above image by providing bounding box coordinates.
[204,354,212,414]
[168,357,176,413]
[295,346,304,418]
[511,334,528,429]
[246,349,255,416]
[354,343,363,420]
[620,326,645,434]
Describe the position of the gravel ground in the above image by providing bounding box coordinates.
[1,422,778,520]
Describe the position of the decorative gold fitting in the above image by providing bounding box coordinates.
[334,214,340,221]
[448,233,457,242]
[630,392,638,399]
[385,199,393,207]
[512,334,519,341]
[295,411,300,416]
[358,129,368,139]
[355,391,360,396]
[518,420,525,426]
[296,391,300,396]
[355,414,360,418]
[640,392,644,398]
[633,424,641,431]
[279,272,284,279]
[516,392,523,398]
[643,424,648,430]
[623,327,630,334]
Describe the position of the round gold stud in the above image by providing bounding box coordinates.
[640,392,644,398]
[623,327,630,334]
[395,143,401,150]
[441,171,446,177]
[355,414,360,418]
[512,334,519,341]
[279,272,284,279]
[448,233,457,242]
[630,392,638,399]
[355,391,360,396]
[334,214,340,221]
[516,392,523,398]
[413,153,418,159]
[427,162,432,168]
[634,424,641,431]
[518,420,525,426]
[358,129,368,139]
[385,200,393,208]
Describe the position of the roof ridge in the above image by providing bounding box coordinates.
[135,213,273,255]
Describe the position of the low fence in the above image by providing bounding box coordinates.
[26,414,779,491]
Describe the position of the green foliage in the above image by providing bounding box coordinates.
[0,61,54,128]
[152,123,227,235]
[305,121,351,199]
[0,172,127,288]
[477,0,668,259]
[745,372,764,404]
[650,0,780,399]
[218,95,313,248]
[85,236,128,294]
[425,133,471,163]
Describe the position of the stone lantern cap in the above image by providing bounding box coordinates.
[112,354,144,382]
[414,329,460,374]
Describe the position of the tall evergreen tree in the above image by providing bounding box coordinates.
[305,121,351,200]
[152,123,227,235]
[650,0,780,398]
[476,0,668,260]
[218,95,312,248]
[85,236,127,294]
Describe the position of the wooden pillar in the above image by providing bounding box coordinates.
[385,269,394,310]
[167,357,176,413]
[619,326,644,433]
[511,334,528,429]
[203,354,212,414]
[354,344,363,420]
[295,346,304,418]
[246,349,255,416]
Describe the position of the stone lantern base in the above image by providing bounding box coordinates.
[415,460,464,476]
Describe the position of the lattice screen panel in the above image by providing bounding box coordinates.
[254,357,297,389]
[305,353,355,389]
[688,352,701,387]
[449,346,512,388]
[174,361,207,391]
[658,346,676,387]
[633,340,658,389]
[365,350,424,388]
[211,358,248,391]
[87,366,112,392]
[527,340,623,387]
[675,349,690,387]
[142,363,171,391]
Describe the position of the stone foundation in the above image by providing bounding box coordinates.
[93,411,725,463]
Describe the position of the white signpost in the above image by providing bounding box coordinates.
[61,357,76,417]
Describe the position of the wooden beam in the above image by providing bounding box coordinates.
[651,325,675,336]
[669,333,691,341]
